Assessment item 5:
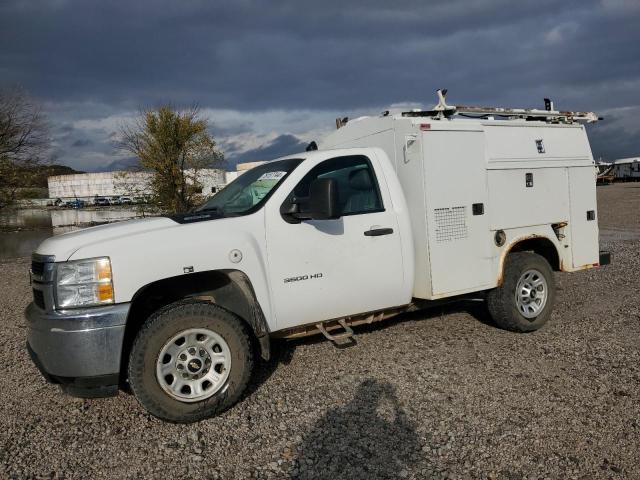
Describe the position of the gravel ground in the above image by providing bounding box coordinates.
[0,184,638,479]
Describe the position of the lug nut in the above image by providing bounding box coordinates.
[179,354,187,361]
[199,349,206,357]
[188,347,196,355]
[177,364,184,370]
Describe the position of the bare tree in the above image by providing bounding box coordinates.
[119,105,224,213]
[0,87,49,206]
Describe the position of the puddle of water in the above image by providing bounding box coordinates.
[0,208,52,230]
[50,208,144,228]
[0,207,150,260]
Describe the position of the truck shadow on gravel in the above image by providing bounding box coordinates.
[287,379,423,479]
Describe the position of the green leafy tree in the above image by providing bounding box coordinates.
[119,106,224,213]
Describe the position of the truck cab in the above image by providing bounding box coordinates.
[26,94,609,423]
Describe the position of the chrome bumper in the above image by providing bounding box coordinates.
[26,302,130,379]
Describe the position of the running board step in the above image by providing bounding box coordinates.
[316,319,356,347]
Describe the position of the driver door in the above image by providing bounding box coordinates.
[265,153,407,331]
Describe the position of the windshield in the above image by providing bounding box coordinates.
[196,158,302,216]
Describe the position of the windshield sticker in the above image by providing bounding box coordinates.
[258,171,287,181]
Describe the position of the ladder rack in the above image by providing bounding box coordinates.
[402,89,600,123]
[335,89,601,130]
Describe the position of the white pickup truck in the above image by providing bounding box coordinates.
[26,94,610,423]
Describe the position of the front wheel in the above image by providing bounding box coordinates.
[486,252,556,332]
[128,301,254,423]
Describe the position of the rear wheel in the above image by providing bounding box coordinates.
[128,301,253,423]
[486,252,556,332]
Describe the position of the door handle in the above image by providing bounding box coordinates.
[364,228,394,237]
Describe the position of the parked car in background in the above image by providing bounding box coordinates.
[94,197,111,206]
[120,196,133,205]
[111,196,122,205]
[63,199,85,209]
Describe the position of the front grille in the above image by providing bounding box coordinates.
[33,289,45,309]
[31,260,45,276]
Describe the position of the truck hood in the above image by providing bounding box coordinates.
[35,217,178,261]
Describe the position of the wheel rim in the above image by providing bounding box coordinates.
[515,269,548,320]
[155,328,231,403]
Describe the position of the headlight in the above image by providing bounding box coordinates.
[55,257,114,308]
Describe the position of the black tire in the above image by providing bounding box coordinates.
[128,301,253,423]
[486,252,556,332]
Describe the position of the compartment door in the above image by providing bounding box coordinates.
[568,166,599,268]
[423,131,494,296]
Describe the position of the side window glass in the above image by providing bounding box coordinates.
[292,155,384,216]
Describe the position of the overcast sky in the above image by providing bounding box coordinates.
[1,0,639,171]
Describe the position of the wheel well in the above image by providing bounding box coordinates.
[509,237,560,271]
[120,270,269,385]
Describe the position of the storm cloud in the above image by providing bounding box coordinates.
[1,0,638,170]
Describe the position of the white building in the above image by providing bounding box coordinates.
[612,157,640,180]
[47,169,227,200]
[195,169,227,194]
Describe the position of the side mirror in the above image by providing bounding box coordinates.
[280,178,340,223]
[307,178,340,220]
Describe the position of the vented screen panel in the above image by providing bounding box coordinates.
[434,206,467,242]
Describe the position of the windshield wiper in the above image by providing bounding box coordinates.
[195,206,224,214]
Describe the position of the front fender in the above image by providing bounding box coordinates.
[69,213,276,330]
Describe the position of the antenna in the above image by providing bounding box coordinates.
[433,89,455,113]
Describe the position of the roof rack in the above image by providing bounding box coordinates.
[401,89,601,124]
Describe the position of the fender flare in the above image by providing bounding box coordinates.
[496,235,561,287]
[221,270,271,361]
[124,269,272,366]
